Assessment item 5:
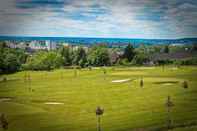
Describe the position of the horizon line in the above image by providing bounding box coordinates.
[0,35,197,40]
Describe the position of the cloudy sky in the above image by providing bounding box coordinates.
[0,0,197,38]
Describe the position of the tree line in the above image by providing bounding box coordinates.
[1,42,197,74]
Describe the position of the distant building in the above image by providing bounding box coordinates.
[28,40,57,50]
[29,41,46,50]
[46,40,57,50]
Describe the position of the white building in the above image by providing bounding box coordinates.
[45,40,57,50]
[29,40,57,50]
[29,41,47,50]
[6,41,27,49]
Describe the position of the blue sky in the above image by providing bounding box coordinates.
[0,0,197,38]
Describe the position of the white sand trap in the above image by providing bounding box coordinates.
[112,79,131,83]
[163,83,174,86]
[0,98,12,102]
[44,102,64,105]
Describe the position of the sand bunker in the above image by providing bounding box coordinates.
[162,83,174,86]
[112,79,131,83]
[0,97,12,102]
[153,81,179,85]
[44,102,64,105]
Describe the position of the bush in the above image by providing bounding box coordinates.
[118,58,130,66]
[88,45,110,66]
[0,46,27,74]
[183,81,188,89]
[157,59,173,65]
[132,54,149,65]
[4,53,20,73]
[123,44,135,62]
[173,58,197,65]
[24,51,64,71]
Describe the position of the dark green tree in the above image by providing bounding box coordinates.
[0,45,27,74]
[0,113,8,130]
[24,51,64,71]
[140,78,144,88]
[183,81,188,89]
[0,47,4,73]
[73,47,87,67]
[96,106,104,131]
[165,96,174,129]
[59,46,73,66]
[164,45,169,53]
[123,44,135,62]
[4,53,20,73]
[132,54,149,65]
[88,45,110,66]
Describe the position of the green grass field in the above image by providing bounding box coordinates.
[0,66,197,131]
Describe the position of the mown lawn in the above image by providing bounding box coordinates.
[0,66,197,131]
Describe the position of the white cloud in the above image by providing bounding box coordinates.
[0,0,197,38]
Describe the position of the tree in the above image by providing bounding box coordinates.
[132,54,149,65]
[73,47,87,67]
[183,81,188,89]
[165,96,174,129]
[59,46,73,66]
[191,43,197,51]
[140,78,144,88]
[96,106,104,131]
[0,45,27,74]
[0,42,7,48]
[4,53,20,73]
[0,113,8,130]
[0,46,4,73]
[164,45,169,53]
[123,44,135,62]
[88,45,110,66]
[24,51,64,71]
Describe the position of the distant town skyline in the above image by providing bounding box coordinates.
[0,0,197,39]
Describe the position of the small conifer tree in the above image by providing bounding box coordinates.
[96,107,104,131]
[165,96,174,129]
[140,78,144,88]
[183,81,188,89]
[0,114,8,130]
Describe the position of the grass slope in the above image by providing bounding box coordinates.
[0,66,197,131]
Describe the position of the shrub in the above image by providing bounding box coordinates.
[0,46,27,74]
[173,58,197,65]
[0,114,8,130]
[118,58,130,66]
[24,51,64,71]
[140,78,144,88]
[123,44,135,62]
[2,77,7,82]
[132,54,149,65]
[183,81,188,89]
[88,45,110,66]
